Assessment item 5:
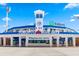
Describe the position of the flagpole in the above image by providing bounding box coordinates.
[5,11,8,32]
[5,7,9,32]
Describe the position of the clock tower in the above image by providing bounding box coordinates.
[34,10,45,34]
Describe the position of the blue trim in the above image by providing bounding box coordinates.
[8,25,35,31]
[59,32,79,34]
[7,25,77,33]
[43,25,66,28]
[0,32,79,35]
[0,32,19,34]
[8,25,67,31]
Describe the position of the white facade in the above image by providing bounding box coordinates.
[0,34,78,47]
[0,10,79,47]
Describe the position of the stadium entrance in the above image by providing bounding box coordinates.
[28,40,50,47]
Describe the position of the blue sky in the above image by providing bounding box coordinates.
[0,3,79,32]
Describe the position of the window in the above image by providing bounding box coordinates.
[61,30,64,32]
[36,14,39,18]
[50,28,52,33]
[29,40,33,43]
[53,29,56,31]
[36,14,43,18]
[53,38,57,44]
[59,37,65,44]
[40,40,45,43]
[46,40,49,44]
[40,14,43,18]
[45,28,47,31]
[28,40,49,44]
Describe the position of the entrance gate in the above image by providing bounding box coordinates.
[28,40,50,47]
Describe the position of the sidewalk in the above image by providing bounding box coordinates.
[0,47,78,56]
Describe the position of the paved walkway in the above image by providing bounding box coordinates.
[0,47,79,56]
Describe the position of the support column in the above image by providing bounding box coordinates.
[49,37,52,47]
[73,37,76,47]
[3,37,6,46]
[65,37,68,47]
[10,37,13,46]
[0,37,1,46]
[19,36,21,47]
[57,37,59,47]
[26,37,28,47]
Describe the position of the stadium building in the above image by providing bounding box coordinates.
[0,10,79,47]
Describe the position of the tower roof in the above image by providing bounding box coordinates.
[34,10,45,14]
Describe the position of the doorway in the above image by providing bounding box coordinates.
[13,37,19,47]
[59,37,65,47]
[28,40,49,47]
[52,37,57,47]
[76,37,79,46]
[21,38,26,47]
[68,37,73,46]
[6,37,11,46]
[0,37,3,46]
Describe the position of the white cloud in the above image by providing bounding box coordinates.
[70,14,79,22]
[64,3,79,9]
[73,14,79,17]
[70,19,75,22]
[73,14,79,19]
[2,17,11,21]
